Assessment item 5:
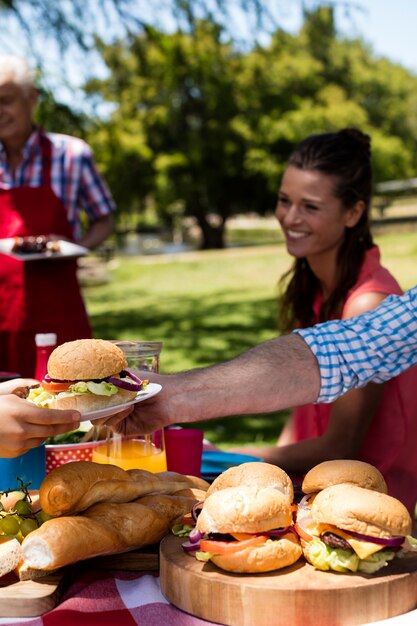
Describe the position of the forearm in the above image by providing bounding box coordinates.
[232,438,345,475]
[80,215,114,250]
[164,334,321,424]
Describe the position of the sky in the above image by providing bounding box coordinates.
[284,0,417,75]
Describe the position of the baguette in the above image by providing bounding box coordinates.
[0,539,22,578]
[41,462,210,517]
[173,487,207,500]
[22,502,169,570]
[155,471,210,491]
[135,494,198,524]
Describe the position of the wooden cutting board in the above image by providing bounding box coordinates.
[160,535,417,626]
[0,545,160,618]
[0,569,72,618]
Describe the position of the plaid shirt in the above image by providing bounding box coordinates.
[0,127,116,240]
[295,285,417,403]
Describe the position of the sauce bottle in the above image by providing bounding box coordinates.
[35,333,57,380]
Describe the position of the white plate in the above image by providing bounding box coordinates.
[0,237,89,261]
[80,382,162,422]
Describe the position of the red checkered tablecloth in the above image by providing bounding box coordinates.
[0,570,219,626]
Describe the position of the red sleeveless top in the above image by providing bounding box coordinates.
[292,246,417,515]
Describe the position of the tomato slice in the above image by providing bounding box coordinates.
[200,535,268,555]
[294,521,316,543]
[42,381,72,392]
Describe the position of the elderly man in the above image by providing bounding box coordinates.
[0,55,115,376]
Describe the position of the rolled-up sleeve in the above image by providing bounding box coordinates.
[294,286,417,403]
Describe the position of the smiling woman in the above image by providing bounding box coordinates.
[228,128,417,517]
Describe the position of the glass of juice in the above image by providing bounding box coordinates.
[92,430,167,472]
[92,340,166,472]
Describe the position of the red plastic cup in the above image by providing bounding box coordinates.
[164,428,204,477]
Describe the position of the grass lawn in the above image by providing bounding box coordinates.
[83,228,417,448]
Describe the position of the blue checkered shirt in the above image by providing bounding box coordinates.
[294,285,417,403]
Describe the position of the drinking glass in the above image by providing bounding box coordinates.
[110,340,162,374]
[91,430,166,472]
[92,340,166,473]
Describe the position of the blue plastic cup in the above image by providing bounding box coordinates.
[0,444,46,491]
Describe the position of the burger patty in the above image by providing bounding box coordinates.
[321,532,352,551]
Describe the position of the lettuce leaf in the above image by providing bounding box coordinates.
[195,551,214,562]
[69,381,118,396]
[308,538,395,574]
[171,524,194,538]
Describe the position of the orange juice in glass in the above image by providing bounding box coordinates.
[92,432,167,473]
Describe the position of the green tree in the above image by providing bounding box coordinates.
[89,22,266,248]
[82,6,417,247]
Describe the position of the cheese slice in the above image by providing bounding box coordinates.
[230,533,255,541]
[315,523,384,560]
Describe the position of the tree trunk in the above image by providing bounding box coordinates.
[192,206,227,249]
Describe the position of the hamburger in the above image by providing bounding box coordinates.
[28,339,146,413]
[206,461,294,502]
[295,483,415,574]
[190,485,302,573]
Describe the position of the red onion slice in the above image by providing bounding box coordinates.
[298,494,312,509]
[105,376,142,391]
[191,501,204,522]
[266,527,295,537]
[182,540,201,552]
[122,370,143,384]
[345,530,405,547]
[189,528,204,544]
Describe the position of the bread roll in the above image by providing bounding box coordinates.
[22,502,169,570]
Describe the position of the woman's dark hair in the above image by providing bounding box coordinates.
[278,127,374,333]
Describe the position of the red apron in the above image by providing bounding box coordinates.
[0,134,92,376]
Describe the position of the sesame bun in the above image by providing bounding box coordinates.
[48,339,128,381]
[211,532,301,573]
[311,484,412,539]
[302,460,387,495]
[206,462,294,502]
[197,486,293,535]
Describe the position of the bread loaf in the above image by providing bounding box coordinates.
[22,502,169,570]
[155,471,210,491]
[136,494,198,524]
[40,462,209,516]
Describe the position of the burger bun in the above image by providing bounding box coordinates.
[197,486,293,535]
[50,386,137,413]
[211,532,302,573]
[206,462,294,502]
[311,483,412,538]
[302,460,387,495]
[47,339,128,381]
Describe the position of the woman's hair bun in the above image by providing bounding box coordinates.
[339,127,371,152]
